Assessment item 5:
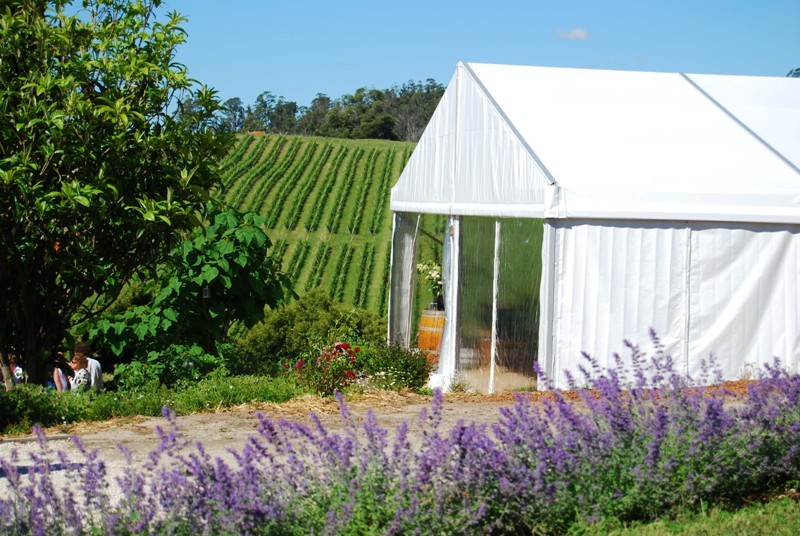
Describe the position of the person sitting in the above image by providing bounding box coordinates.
[8,354,24,385]
[53,361,69,392]
[87,357,103,391]
[68,353,90,393]
[74,342,103,391]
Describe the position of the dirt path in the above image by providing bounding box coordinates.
[0,391,523,486]
[0,381,752,494]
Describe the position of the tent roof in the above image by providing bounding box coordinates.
[391,62,800,223]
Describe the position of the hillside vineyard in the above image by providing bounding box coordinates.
[219,134,414,315]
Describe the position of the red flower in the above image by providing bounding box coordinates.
[335,342,350,351]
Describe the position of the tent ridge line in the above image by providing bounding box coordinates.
[461,62,559,187]
[680,72,800,177]
[451,63,462,214]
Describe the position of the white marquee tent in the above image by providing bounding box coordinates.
[389,62,800,391]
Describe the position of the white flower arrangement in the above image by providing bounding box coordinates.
[416,261,443,297]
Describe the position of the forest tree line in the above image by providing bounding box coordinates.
[215,79,445,142]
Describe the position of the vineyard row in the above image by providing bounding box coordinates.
[220,134,414,314]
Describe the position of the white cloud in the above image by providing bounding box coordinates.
[557,28,589,41]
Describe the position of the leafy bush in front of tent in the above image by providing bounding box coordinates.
[359,343,432,391]
[229,288,384,376]
[282,335,432,396]
[284,341,362,396]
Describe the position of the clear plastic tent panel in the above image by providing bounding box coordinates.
[388,212,447,358]
[412,214,446,356]
[495,219,542,391]
[394,212,545,392]
[388,212,418,347]
[456,217,495,391]
[455,217,543,392]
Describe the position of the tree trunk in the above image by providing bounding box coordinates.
[13,273,79,387]
[20,294,46,386]
[25,327,43,386]
[0,351,13,392]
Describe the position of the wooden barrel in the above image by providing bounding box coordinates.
[418,310,445,364]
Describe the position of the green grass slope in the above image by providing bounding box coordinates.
[218,133,415,316]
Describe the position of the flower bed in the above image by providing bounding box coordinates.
[3,337,800,533]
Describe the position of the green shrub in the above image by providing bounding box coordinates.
[112,343,228,392]
[1,373,299,435]
[171,372,300,412]
[0,384,87,433]
[360,343,432,391]
[285,341,362,396]
[87,382,174,420]
[230,288,384,376]
[282,340,433,396]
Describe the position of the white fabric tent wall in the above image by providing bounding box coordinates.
[543,220,800,388]
[542,220,690,388]
[390,62,800,391]
[687,223,800,380]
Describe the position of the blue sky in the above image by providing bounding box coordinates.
[163,0,799,108]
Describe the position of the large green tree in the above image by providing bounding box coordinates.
[220,97,245,132]
[84,208,291,388]
[313,82,444,141]
[295,93,331,136]
[268,97,298,134]
[391,79,445,142]
[0,0,232,385]
[241,91,275,132]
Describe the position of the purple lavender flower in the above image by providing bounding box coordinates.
[4,334,800,533]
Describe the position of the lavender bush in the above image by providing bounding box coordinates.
[3,331,800,534]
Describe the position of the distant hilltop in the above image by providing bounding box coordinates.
[201,80,444,142]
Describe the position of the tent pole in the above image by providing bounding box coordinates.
[407,215,421,348]
[387,213,398,344]
[489,219,501,394]
[683,224,692,378]
[538,221,557,389]
[440,216,461,389]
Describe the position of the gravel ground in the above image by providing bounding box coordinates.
[0,390,521,502]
